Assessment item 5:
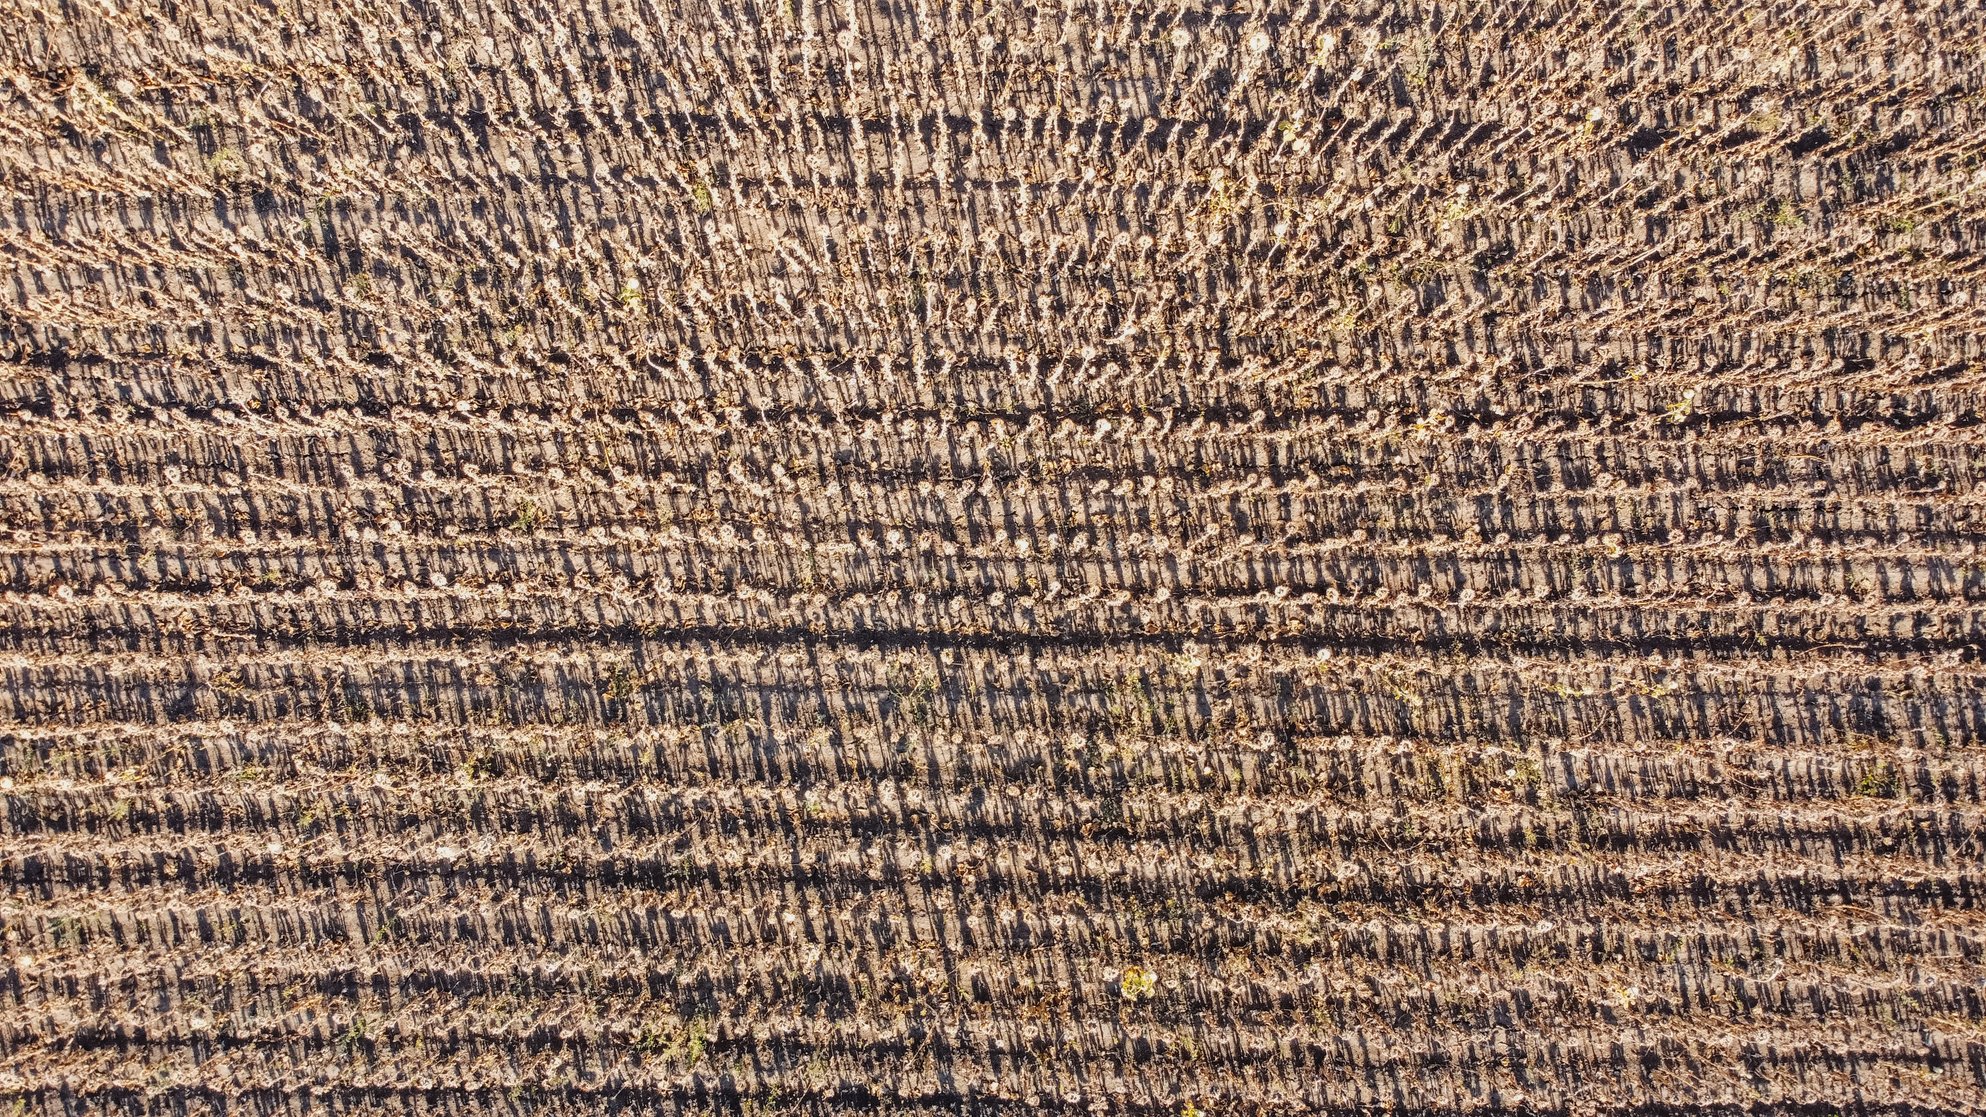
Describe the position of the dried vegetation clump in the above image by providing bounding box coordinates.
[1,0,1985,1113]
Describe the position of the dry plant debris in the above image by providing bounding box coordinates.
[1,0,1984,1113]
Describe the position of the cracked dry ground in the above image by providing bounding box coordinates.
[2,0,1985,1114]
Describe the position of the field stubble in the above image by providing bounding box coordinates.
[1,0,1985,1113]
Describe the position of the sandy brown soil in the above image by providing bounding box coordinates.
[1,0,1984,1113]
